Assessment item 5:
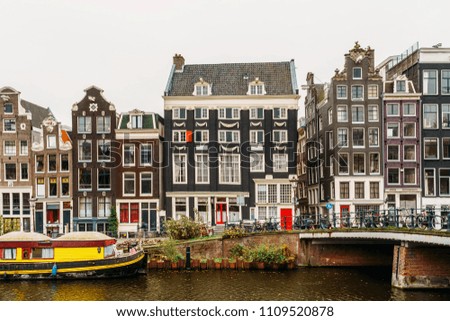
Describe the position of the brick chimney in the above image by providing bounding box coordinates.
[173,54,185,71]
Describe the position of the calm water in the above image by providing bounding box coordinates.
[1,268,449,301]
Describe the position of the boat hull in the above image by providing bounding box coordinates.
[0,251,146,280]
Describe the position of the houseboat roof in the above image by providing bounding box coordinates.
[55,232,114,241]
[0,231,51,242]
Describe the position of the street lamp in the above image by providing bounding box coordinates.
[29,198,36,233]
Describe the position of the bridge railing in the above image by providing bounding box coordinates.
[293,208,450,232]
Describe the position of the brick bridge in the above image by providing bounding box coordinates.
[298,231,450,289]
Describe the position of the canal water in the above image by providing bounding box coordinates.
[1,268,449,301]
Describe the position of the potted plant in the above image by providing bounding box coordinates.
[191,257,200,270]
[214,258,222,270]
[221,257,229,269]
[200,258,207,270]
[228,257,236,270]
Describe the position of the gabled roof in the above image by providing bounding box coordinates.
[165,60,298,96]
[21,99,53,128]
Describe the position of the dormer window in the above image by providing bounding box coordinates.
[247,78,266,95]
[193,78,211,96]
[131,115,143,129]
[396,80,406,93]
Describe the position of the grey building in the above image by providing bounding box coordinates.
[163,54,299,229]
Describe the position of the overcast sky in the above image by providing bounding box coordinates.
[0,0,446,126]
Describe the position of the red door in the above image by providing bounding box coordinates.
[280,208,293,230]
[340,205,350,227]
[216,203,226,225]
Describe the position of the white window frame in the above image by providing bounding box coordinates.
[423,69,438,95]
[368,84,378,99]
[353,153,365,175]
[337,105,348,122]
[140,143,152,166]
[123,172,136,196]
[96,115,111,133]
[173,108,186,120]
[352,128,365,148]
[218,130,240,143]
[368,105,379,122]
[353,67,362,80]
[272,130,287,143]
[173,154,187,184]
[97,139,111,162]
[273,107,287,119]
[194,107,209,119]
[195,154,209,184]
[194,130,209,143]
[4,141,16,156]
[387,123,399,138]
[351,105,364,123]
[337,128,348,147]
[369,153,380,175]
[173,130,187,142]
[3,119,16,132]
[351,85,364,100]
[77,116,92,134]
[423,104,438,129]
[387,168,400,185]
[424,138,439,160]
[404,168,416,185]
[386,103,400,116]
[404,145,416,161]
[403,103,416,116]
[78,140,92,162]
[443,137,450,159]
[250,107,264,119]
[250,130,264,145]
[442,70,450,95]
[336,85,347,99]
[424,168,436,196]
[387,145,400,161]
[219,154,240,184]
[219,107,240,120]
[98,168,111,191]
[123,144,135,166]
[403,122,416,138]
[273,154,288,172]
[368,127,379,147]
[20,141,28,156]
[250,153,264,172]
[140,172,153,196]
[47,135,57,149]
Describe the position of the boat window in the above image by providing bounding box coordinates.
[1,248,17,260]
[104,245,115,258]
[32,248,54,259]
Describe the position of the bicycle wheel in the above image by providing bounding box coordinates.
[404,215,414,229]
[417,216,427,229]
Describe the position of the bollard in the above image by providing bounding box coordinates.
[410,208,415,228]
[332,212,336,228]
[185,246,191,270]
[395,209,399,228]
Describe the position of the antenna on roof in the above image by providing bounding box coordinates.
[432,43,442,48]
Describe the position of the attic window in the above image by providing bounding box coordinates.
[3,103,13,114]
[131,115,143,129]
[193,78,211,96]
[396,80,406,93]
[247,78,266,95]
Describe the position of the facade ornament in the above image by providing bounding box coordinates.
[219,121,239,128]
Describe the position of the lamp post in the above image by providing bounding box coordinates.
[29,198,36,233]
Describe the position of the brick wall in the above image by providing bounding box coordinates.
[392,244,450,288]
[298,240,393,267]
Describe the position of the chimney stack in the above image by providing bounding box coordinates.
[173,53,185,71]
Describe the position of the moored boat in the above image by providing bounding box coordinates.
[0,231,146,279]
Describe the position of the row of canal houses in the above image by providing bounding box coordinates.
[298,42,450,222]
[1,42,450,236]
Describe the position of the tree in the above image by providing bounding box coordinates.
[108,206,118,237]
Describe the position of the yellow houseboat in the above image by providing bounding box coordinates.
[0,231,146,279]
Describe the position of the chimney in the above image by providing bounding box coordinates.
[173,54,185,71]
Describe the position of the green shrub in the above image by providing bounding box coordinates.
[165,215,204,240]
[223,226,247,239]
[229,243,245,258]
[161,239,184,263]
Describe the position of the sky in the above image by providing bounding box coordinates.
[0,0,447,126]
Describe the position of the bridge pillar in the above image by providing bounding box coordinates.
[392,242,450,289]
